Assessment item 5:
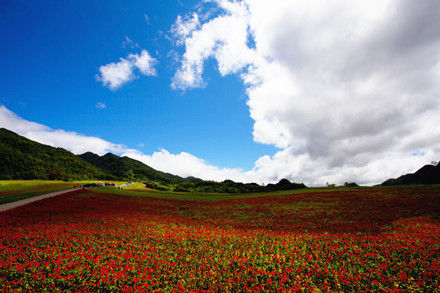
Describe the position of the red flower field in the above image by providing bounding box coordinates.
[0,188,439,292]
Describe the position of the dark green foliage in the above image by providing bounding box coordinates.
[344,182,359,187]
[171,178,306,193]
[144,181,170,191]
[0,128,110,180]
[173,185,190,192]
[265,178,307,191]
[125,170,135,181]
[79,152,185,183]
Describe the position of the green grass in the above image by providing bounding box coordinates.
[71,180,128,185]
[124,182,149,190]
[91,184,440,201]
[0,180,128,205]
[0,180,78,205]
[0,180,72,193]
[0,187,76,205]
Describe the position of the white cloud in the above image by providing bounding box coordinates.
[96,102,106,109]
[170,2,256,90]
[121,149,248,182]
[97,49,157,90]
[0,105,126,155]
[0,105,437,185]
[97,58,134,90]
[170,0,440,185]
[171,13,200,45]
[130,50,157,76]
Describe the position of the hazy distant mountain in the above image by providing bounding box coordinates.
[0,128,109,180]
[381,162,440,186]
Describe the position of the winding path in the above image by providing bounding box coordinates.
[0,189,75,212]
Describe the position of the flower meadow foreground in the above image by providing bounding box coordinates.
[0,188,440,292]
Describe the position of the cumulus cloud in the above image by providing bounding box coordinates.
[97,49,157,90]
[131,50,157,76]
[170,13,200,45]
[171,0,440,185]
[171,2,255,89]
[0,105,438,185]
[121,149,249,182]
[97,58,134,90]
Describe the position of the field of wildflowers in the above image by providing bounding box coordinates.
[0,187,439,292]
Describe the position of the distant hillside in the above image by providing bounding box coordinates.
[381,162,440,186]
[0,128,110,180]
[79,152,185,183]
[0,128,308,193]
[171,178,306,193]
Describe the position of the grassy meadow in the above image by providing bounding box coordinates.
[0,180,73,192]
[0,180,129,205]
[0,180,76,205]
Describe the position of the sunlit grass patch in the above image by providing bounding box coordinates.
[0,180,71,193]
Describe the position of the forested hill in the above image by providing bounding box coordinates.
[79,152,185,183]
[0,128,307,193]
[0,128,109,180]
[0,128,185,182]
[381,162,440,186]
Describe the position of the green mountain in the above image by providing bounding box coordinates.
[0,128,191,183]
[0,128,110,180]
[77,152,307,192]
[79,152,185,183]
[0,128,307,193]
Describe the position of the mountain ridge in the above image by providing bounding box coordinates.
[0,128,109,180]
[381,162,440,186]
[0,127,307,193]
[78,151,185,183]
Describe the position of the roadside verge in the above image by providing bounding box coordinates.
[0,189,75,212]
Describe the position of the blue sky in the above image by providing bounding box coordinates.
[1,0,439,185]
[0,0,276,170]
